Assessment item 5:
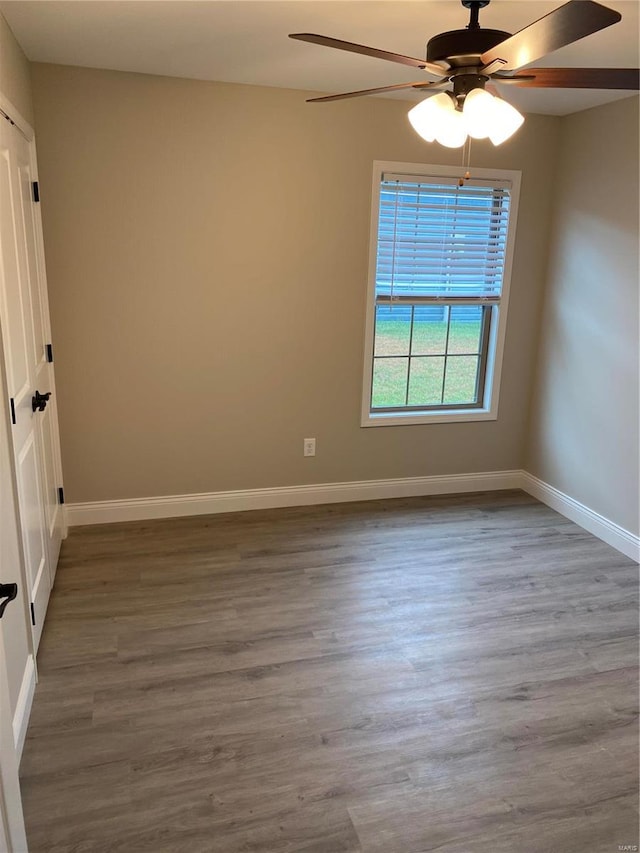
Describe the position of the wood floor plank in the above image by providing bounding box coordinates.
[20,490,639,852]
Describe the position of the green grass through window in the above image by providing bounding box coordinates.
[372,317,482,409]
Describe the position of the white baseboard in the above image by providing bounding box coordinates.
[65,469,639,563]
[66,470,522,526]
[520,472,640,563]
[12,654,35,760]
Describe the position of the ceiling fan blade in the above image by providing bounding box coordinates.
[412,81,450,91]
[498,67,640,89]
[490,74,537,84]
[480,1,622,72]
[307,80,448,103]
[289,33,447,77]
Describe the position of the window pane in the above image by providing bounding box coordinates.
[411,306,448,355]
[374,305,412,356]
[447,306,482,355]
[372,357,409,408]
[407,357,445,406]
[442,356,479,404]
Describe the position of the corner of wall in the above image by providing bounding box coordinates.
[0,10,35,128]
[519,112,564,470]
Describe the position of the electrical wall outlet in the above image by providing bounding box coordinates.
[303,438,316,457]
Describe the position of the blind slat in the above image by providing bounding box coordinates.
[376,178,511,300]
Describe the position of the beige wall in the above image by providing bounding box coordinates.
[31,63,559,503]
[526,96,640,535]
[0,11,33,125]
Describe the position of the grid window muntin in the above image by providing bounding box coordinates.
[362,162,521,427]
[371,302,493,412]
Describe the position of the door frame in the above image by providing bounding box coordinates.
[0,92,32,141]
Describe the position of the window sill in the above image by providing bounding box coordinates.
[361,409,498,427]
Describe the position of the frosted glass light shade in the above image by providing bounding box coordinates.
[408,87,525,149]
[408,93,466,148]
[462,87,494,139]
[435,109,467,148]
[488,96,525,145]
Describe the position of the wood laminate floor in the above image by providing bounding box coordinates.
[20,491,639,853]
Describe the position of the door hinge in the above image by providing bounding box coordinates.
[32,181,40,203]
[30,602,35,626]
[58,486,65,505]
[9,397,16,425]
[46,343,54,363]
[0,107,16,127]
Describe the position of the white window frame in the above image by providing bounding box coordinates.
[361,161,521,427]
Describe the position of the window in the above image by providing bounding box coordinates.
[362,162,520,426]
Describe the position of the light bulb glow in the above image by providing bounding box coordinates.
[408,87,525,149]
[408,93,464,146]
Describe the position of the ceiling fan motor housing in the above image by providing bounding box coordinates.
[427,28,511,69]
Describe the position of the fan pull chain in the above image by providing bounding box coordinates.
[458,137,473,186]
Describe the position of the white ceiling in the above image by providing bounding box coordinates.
[2,0,638,115]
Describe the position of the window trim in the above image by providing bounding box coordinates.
[361,161,521,427]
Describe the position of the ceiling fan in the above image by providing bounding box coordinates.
[289,0,639,146]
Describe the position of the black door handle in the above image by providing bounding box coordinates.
[32,390,51,412]
[0,583,17,619]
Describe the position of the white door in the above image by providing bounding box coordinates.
[0,778,8,853]
[0,114,63,650]
[0,615,28,853]
[0,578,28,852]
[19,136,64,580]
[0,227,31,853]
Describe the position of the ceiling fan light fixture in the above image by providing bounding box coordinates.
[408,86,525,148]
[408,92,466,148]
[487,96,525,145]
[462,87,494,139]
[434,107,467,148]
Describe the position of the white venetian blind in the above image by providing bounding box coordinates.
[376,173,511,301]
